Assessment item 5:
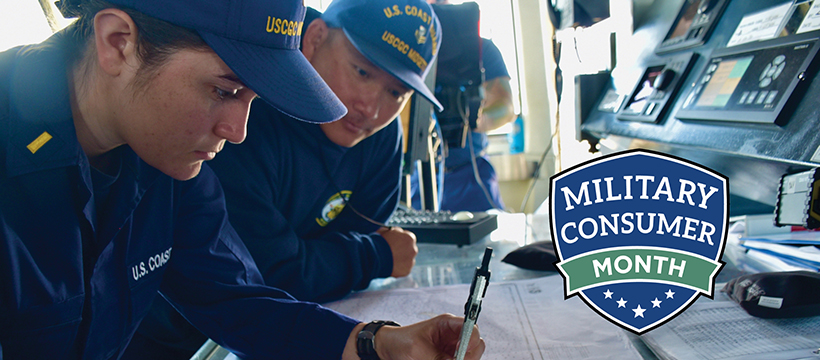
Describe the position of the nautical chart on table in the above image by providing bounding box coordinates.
[324,275,642,360]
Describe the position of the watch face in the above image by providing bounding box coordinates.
[357,321,399,360]
[357,327,378,359]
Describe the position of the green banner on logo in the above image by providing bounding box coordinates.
[557,247,720,294]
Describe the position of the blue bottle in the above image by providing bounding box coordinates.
[508,114,524,154]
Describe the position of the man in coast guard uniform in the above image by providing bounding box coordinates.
[211,0,445,305]
[0,0,485,359]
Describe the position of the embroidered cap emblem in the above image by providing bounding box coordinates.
[415,26,427,45]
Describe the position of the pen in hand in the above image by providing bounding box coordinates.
[455,247,492,360]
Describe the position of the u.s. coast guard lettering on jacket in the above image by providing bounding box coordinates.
[130,247,173,283]
[550,150,728,334]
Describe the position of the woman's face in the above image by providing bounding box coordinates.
[115,48,257,180]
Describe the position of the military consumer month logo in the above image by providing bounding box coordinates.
[550,149,728,334]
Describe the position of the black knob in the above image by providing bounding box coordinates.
[653,69,677,91]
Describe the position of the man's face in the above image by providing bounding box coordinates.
[307,30,413,148]
[116,49,257,180]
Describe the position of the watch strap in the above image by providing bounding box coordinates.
[357,320,400,360]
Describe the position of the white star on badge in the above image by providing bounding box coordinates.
[633,304,646,318]
[665,289,675,299]
[616,298,627,308]
[651,298,662,308]
[603,289,613,299]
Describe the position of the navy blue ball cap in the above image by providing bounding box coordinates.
[322,0,443,111]
[106,0,347,123]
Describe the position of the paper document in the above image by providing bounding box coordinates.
[727,2,792,47]
[744,247,820,272]
[641,294,820,360]
[324,275,642,359]
[741,240,820,269]
[741,230,820,245]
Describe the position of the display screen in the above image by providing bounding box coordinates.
[624,66,664,113]
[684,39,816,113]
[696,56,753,108]
[667,0,702,41]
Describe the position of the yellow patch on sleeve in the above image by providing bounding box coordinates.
[27,131,52,154]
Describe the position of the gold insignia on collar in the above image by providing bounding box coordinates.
[27,131,52,154]
[415,26,427,45]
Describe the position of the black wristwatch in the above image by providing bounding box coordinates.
[356,320,400,360]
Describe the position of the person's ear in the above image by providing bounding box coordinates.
[94,8,139,77]
[301,19,329,62]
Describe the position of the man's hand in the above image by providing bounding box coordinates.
[377,226,418,277]
[342,314,485,360]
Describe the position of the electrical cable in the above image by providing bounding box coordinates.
[466,129,507,212]
[519,127,559,212]
[508,0,525,113]
[454,88,507,212]
[516,17,563,212]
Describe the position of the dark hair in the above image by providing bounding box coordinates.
[65,0,209,90]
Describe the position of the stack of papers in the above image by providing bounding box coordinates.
[739,232,820,271]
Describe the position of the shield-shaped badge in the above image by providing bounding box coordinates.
[551,150,727,334]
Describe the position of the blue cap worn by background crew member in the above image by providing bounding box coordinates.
[80,0,348,124]
[322,0,444,111]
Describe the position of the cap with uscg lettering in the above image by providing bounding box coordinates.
[322,0,443,111]
[99,0,347,123]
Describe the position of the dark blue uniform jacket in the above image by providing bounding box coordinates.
[210,101,401,303]
[0,31,357,360]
